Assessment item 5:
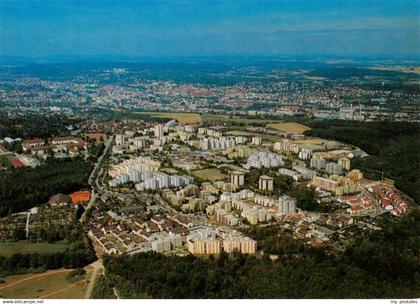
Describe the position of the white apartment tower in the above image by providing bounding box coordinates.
[259,175,274,191]
[154,124,164,138]
[231,171,245,186]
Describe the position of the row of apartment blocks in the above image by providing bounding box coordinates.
[115,134,149,151]
[310,156,351,174]
[207,190,296,226]
[199,136,247,150]
[273,139,342,155]
[108,156,161,177]
[134,173,194,191]
[278,165,319,181]
[227,145,256,159]
[243,151,284,170]
[310,172,362,196]
[186,227,257,255]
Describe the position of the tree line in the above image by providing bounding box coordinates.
[0,227,96,276]
[0,113,78,139]
[0,158,92,217]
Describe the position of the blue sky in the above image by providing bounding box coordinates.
[0,0,419,58]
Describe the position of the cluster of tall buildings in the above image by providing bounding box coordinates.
[227,145,255,159]
[235,202,272,225]
[293,165,317,179]
[311,175,358,195]
[199,137,237,150]
[108,156,161,187]
[310,154,351,175]
[243,151,284,169]
[310,158,327,170]
[135,172,194,191]
[279,168,301,181]
[278,195,297,214]
[207,189,277,225]
[198,127,223,138]
[186,227,257,255]
[325,162,343,175]
[273,139,300,154]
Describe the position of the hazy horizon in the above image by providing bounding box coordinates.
[1,0,419,59]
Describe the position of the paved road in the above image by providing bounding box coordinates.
[81,135,113,223]
[84,259,104,299]
[88,135,113,187]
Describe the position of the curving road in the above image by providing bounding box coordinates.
[84,259,104,299]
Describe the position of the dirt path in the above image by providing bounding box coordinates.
[113,287,120,299]
[0,269,71,290]
[84,259,104,299]
[42,281,81,298]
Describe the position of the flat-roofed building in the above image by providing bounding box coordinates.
[231,171,245,186]
[259,175,274,191]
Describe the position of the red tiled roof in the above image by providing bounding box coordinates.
[70,191,91,204]
[23,138,45,145]
[9,158,26,168]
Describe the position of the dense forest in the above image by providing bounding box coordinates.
[96,210,419,299]
[0,159,92,217]
[0,114,78,139]
[304,120,420,203]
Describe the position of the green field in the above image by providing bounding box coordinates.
[0,268,89,299]
[0,155,12,170]
[0,241,68,257]
[192,168,227,181]
[135,112,201,124]
[225,130,255,136]
[225,129,280,142]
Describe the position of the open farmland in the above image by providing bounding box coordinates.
[0,268,90,299]
[202,114,277,124]
[266,122,311,134]
[135,112,202,124]
[191,168,227,181]
[0,241,67,257]
[224,130,280,142]
[133,112,285,125]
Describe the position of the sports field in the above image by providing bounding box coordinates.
[266,122,311,134]
[192,168,227,181]
[0,241,68,257]
[0,268,90,299]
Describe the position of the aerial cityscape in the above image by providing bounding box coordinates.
[0,0,418,302]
